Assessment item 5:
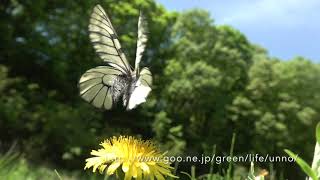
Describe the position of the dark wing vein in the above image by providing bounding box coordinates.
[89,5,131,74]
[92,41,115,48]
[141,79,151,86]
[80,83,101,96]
[90,85,105,103]
[89,30,112,39]
[97,51,119,56]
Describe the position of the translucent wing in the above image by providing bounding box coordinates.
[139,67,152,87]
[89,5,131,74]
[135,11,148,71]
[127,67,152,110]
[79,66,124,110]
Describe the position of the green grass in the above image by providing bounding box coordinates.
[0,155,60,180]
[2,123,319,180]
[0,134,259,180]
[284,122,320,180]
[0,151,104,180]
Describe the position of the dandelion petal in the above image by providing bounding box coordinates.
[122,161,130,172]
[107,161,121,175]
[140,162,150,173]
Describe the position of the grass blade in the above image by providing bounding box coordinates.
[284,149,317,180]
[226,133,236,180]
[316,122,320,145]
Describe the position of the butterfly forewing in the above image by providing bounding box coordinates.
[135,12,148,70]
[89,5,131,74]
[79,66,124,110]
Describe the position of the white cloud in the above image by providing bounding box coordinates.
[217,0,320,27]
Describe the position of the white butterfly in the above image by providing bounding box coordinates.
[78,4,152,110]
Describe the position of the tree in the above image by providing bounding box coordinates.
[155,10,254,154]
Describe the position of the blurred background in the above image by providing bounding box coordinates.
[0,0,319,179]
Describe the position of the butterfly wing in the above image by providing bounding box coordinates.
[138,67,152,87]
[134,11,148,71]
[79,66,125,110]
[127,13,151,110]
[127,67,152,110]
[82,5,152,110]
[89,5,131,74]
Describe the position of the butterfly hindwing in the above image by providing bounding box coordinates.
[139,67,152,87]
[89,5,131,74]
[126,67,152,110]
[79,66,124,110]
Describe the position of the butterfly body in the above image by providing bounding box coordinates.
[110,73,132,104]
[117,73,137,106]
[79,5,152,110]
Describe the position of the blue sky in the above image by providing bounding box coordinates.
[156,0,320,61]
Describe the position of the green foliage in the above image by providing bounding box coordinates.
[229,58,320,157]
[0,0,319,179]
[311,122,320,179]
[246,163,265,180]
[285,149,317,180]
[158,10,254,155]
[0,151,102,180]
[285,122,320,180]
[0,65,101,166]
[317,123,320,144]
[152,111,186,155]
[0,0,175,168]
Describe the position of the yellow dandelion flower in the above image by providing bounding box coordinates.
[84,136,178,180]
